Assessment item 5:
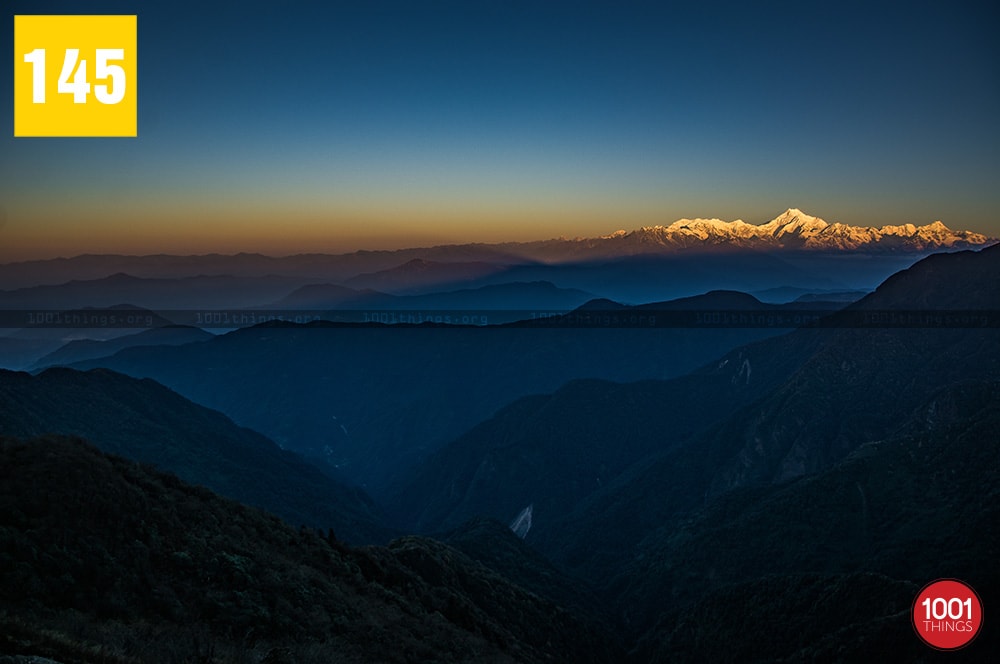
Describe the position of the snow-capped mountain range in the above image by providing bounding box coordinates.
[0,210,992,291]
[588,208,992,253]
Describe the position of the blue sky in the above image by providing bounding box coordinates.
[1,0,997,258]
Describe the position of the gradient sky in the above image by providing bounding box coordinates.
[1,0,998,260]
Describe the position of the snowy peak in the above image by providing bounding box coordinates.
[761,208,829,237]
[602,210,991,253]
[666,218,753,233]
[770,208,819,225]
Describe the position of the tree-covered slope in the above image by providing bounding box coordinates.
[0,368,389,544]
[0,435,621,664]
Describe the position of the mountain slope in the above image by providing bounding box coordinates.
[705,245,1000,491]
[0,435,621,663]
[377,245,1000,660]
[0,367,389,544]
[627,379,1000,661]
[387,327,825,535]
[388,245,999,593]
[69,291,797,495]
[544,246,999,577]
[441,517,610,624]
[30,324,213,370]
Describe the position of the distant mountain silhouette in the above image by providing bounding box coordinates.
[264,282,396,308]
[31,324,213,370]
[0,273,315,309]
[466,252,858,303]
[267,280,596,318]
[0,368,390,544]
[0,335,66,371]
[0,305,178,371]
[0,249,530,289]
[400,281,594,311]
[791,289,867,303]
[0,253,874,311]
[344,258,514,293]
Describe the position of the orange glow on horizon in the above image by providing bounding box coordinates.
[1,192,995,262]
[0,202,675,261]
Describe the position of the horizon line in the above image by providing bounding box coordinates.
[1,208,995,264]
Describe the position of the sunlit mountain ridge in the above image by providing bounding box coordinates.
[582,208,992,253]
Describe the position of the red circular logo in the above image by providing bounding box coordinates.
[912,579,983,650]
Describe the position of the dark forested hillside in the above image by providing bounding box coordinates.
[0,368,389,544]
[440,517,608,623]
[0,435,621,664]
[627,380,1000,662]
